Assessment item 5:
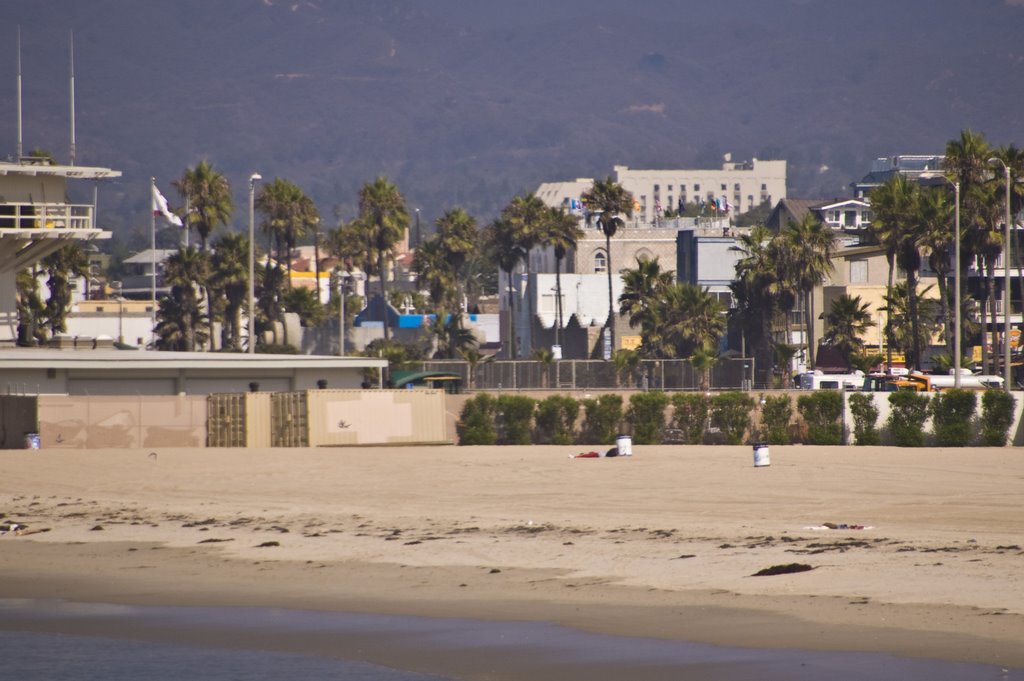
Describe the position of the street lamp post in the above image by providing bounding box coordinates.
[248,173,261,354]
[990,157,1013,391]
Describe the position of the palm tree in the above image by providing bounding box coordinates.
[255,178,319,288]
[881,283,943,365]
[869,174,918,369]
[500,194,547,353]
[435,207,478,314]
[944,130,993,369]
[15,266,46,346]
[411,237,456,311]
[992,145,1024,340]
[731,225,782,376]
[357,177,409,341]
[210,232,250,351]
[581,177,634,356]
[540,206,584,348]
[618,256,674,356]
[173,161,233,251]
[689,343,718,392]
[661,282,727,359]
[917,186,955,350]
[159,247,211,351]
[485,217,526,358]
[430,312,477,359]
[782,213,836,368]
[41,244,89,337]
[822,294,874,360]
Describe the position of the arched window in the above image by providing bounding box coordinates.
[594,251,607,273]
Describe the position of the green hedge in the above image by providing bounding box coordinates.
[980,390,1016,446]
[534,395,580,445]
[495,395,536,445]
[759,394,792,444]
[669,393,710,444]
[710,391,755,445]
[580,394,624,444]
[847,392,880,446]
[886,391,930,447]
[456,394,498,445]
[930,389,976,447]
[796,391,843,445]
[626,391,670,444]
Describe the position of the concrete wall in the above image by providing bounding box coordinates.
[39,394,207,449]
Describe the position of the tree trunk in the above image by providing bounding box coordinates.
[907,269,921,371]
[805,290,816,369]
[506,268,517,359]
[605,232,614,357]
[379,250,390,341]
[885,253,895,372]
[988,258,999,376]
[554,256,563,349]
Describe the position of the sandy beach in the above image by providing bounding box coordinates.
[1,444,1022,678]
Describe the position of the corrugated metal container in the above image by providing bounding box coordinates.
[271,391,309,447]
[207,393,272,448]
[38,395,206,449]
[306,389,448,446]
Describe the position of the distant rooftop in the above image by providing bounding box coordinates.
[0,160,121,180]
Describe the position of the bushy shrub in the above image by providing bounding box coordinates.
[669,393,710,444]
[980,390,1016,446]
[495,395,536,445]
[796,391,843,445]
[847,392,880,446]
[758,394,792,444]
[456,393,497,445]
[533,395,580,445]
[626,391,670,444]
[579,394,624,444]
[929,389,976,447]
[886,391,930,447]
[710,391,755,445]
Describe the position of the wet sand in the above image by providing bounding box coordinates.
[0,444,1022,678]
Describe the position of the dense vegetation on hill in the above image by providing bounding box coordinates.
[5,0,1024,251]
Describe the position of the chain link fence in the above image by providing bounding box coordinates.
[414,357,755,392]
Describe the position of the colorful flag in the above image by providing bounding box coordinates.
[152,182,183,227]
[723,196,732,213]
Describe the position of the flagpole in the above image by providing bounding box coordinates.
[150,177,157,349]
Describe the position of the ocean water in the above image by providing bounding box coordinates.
[0,600,1018,681]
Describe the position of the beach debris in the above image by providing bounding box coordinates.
[672,554,696,560]
[0,522,23,534]
[570,448,623,459]
[489,568,501,574]
[90,525,104,531]
[804,523,872,531]
[752,563,814,577]
[255,541,280,548]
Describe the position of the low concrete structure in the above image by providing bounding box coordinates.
[0,349,387,396]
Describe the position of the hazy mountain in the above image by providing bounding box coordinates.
[4,0,1024,250]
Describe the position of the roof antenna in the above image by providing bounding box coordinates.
[69,29,76,166]
[16,25,23,160]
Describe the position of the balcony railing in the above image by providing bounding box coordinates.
[0,202,94,230]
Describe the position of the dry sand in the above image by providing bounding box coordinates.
[0,444,1022,677]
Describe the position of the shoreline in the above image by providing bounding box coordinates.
[1,445,1022,675]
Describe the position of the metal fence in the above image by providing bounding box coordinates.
[415,357,754,392]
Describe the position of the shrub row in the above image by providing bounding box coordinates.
[455,390,1017,447]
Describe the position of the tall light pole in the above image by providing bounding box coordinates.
[990,157,1013,391]
[248,173,261,354]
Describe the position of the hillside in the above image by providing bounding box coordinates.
[4,0,1024,250]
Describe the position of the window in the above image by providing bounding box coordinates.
[594,251,607,273]
[654,184,660,192]
[667,184,673,191]
[850,260,868,284]
[720,184,727,191]
[694,184,700,191]
[761,183,767,191]
[734,183,740,191]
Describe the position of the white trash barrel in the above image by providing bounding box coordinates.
[616,434,633,457]
[24,433,40,450]
[752,442,770,467]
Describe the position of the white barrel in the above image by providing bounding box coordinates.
[616,434,633,457]
[753,443,770,467]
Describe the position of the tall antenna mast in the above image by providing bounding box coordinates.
[69,29,76,166]
[16,25,23,160]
